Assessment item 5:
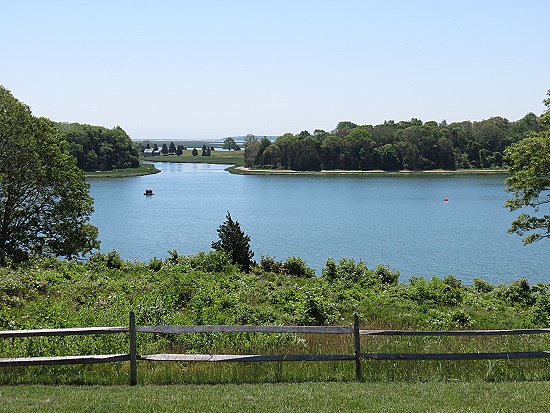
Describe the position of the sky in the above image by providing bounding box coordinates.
[2,0,549,141]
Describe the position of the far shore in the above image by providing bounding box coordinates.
[85,159,509,178]
[229,166,509,176]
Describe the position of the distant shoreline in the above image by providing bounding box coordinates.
[228,166,509,176]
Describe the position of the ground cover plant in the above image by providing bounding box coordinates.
[0,252,549,384]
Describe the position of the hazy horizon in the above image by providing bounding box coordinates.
[3,1,549,141]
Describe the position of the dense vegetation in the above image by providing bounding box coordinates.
[1,252,549,384]
[56,122,141,172]
[0,87,99,264]
[504,89,550,244]
[245,114,541,171]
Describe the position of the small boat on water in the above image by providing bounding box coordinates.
[144,189,154,196]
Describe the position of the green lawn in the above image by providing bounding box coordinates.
[150,150,244,166]
[1,382,548,413]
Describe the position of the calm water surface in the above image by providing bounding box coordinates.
[88,163,547,285]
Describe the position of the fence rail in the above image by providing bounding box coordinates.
[1,312,549,385]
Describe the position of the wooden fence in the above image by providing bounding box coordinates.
[1,312,549,385]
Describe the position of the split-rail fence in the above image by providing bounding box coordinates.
[1,312,549,385]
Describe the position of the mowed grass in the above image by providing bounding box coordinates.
[150,150,245,166]
[1,382,549,413]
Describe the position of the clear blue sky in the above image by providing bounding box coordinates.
[2,0,549,140]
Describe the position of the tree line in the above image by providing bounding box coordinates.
[56,122,141,172]
[244,114,541,171]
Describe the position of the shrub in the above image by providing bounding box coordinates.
[473,277,494,293]
[185,250,236,274]
[497,278,535,306]
[530,292,550,327]
[260,255,283,274]
[322,258,369,283]
[282,256,315,278]
[374,264,399,285]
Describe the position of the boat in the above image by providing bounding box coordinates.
[144,189,154,196]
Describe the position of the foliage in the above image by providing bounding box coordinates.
[504,89,550,244]
[222,137,240,151]
[212,212,254,272]
[282,256,315,278]
[56,122,140,172]
[1,255,550,384]
[245,113,540,171]
[0,86,99,263]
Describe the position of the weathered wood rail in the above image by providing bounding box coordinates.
[1,312,549,385]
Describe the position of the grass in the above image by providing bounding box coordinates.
[1,381,549,412]
[149,150,245,166]
[84,163,160,178]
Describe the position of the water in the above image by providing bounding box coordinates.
[88,162,547,285]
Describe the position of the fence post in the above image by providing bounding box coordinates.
[354,312,361,381]
[129,311,137,386]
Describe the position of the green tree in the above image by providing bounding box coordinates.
[212,212,254,272]
[57,123,140,171]
[243,134,258,148]
[504,89,550,244]
[168,141,176,154]
[222,137,240,151]
[192,148,198,156]
[0,86,99,263]
[161,143,168,155]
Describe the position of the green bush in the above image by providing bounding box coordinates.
[283,256,315,278]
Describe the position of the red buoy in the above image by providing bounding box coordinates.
[444,198,449,202]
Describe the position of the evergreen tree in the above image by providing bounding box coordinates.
[212,212,254,272]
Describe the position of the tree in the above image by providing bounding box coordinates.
[222,137,240,151]
[212,212,254,272]
[192,148,198,156]
[505,89,550,244]
[57,123,140,171]
[161,143,168,155]
[168,141,176,154]
[243,134,258,148]
[0,86,99,263]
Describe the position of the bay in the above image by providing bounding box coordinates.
[88,162,547,285]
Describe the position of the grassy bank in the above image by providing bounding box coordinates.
[1,253,549,385]
[1,382,549,413]
[84,163,160,178]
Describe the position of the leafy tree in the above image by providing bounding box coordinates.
[212,212,254,272]
[192,148,198,156]
[243,134,258,148]
[176,145,183,156]
[168,141,176,154]
[0,86,99,263]
[161,143,168,155]
[222,137,240,151]
[505,89,550,244]
[58,123,140,171]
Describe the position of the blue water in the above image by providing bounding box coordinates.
[88,163,547,285]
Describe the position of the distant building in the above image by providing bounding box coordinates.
[143,148,160,157]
